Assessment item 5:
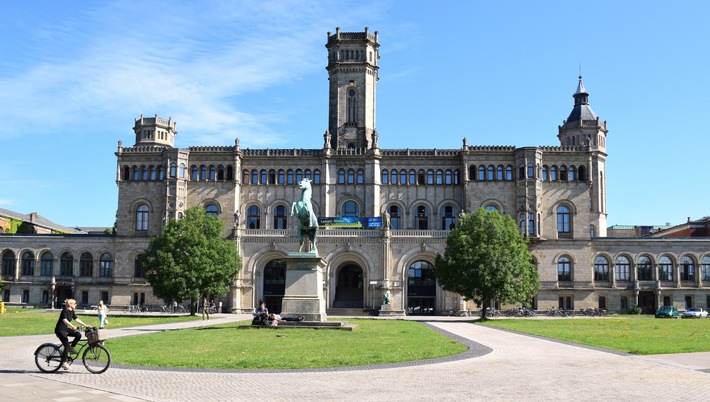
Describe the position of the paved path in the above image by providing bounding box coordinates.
[1,314,710,401]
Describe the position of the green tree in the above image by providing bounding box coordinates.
[435,208,539,318]
[141,206,241,315]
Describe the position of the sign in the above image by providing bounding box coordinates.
[318,217,382,229]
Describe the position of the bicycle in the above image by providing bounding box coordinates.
[34,327,111,374]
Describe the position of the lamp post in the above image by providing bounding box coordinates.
[369,281,377,309]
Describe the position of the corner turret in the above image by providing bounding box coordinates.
[558,76,607,153]
[133,114,177,148]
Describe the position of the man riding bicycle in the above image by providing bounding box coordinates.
[55,298,91,370]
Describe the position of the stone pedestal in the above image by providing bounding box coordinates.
[280,252,327,322]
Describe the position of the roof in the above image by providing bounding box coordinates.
[0,208,88,234]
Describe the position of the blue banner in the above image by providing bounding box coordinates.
[318,217,382,228]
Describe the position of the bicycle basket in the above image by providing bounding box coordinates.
[86,328,109,344]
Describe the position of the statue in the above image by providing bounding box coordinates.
[291,178,319,254]
[381,290,390,305]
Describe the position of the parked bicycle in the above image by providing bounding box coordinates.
[123,304,149,313]
[34,327,111,374]
[481,307,501,317]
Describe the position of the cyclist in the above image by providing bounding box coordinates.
[55,298,91,370]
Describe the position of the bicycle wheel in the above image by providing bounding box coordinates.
[83,344,111,374]
[35,343,63,373]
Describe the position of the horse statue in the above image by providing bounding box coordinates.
[291,178,319,254]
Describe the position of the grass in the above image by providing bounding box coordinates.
[0,307,200,336]
[105,319,468,369]
[479,315,710,355]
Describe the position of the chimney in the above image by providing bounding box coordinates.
[30,212,38,222]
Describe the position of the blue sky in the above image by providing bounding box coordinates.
[1,1,708,229]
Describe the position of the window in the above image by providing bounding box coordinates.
[542,166,549,181]
[557,256,571,281]
[80,252,93,277]
[469,165,476,181]
[594,256,609,281]
[158,165,165,180]
[251,170,258,185]
[342,201,359,217]
[702,256,710,281]
[346,87,357,123]
[278,170,285,185]
[81,291,88,305]
[505,165,513,181]
[357,169,364,184]
[485,205,498,212]
[141,166,148,180]
[347,169,355,184]
[338,169,345,184]
[556,205,571,237]
[287,169,294,184]
[136,204,149,231]
[260,169,267,184]
[409,170,416,185]
[209,166,216,181]
[304,169,312,180]
[637,256,653,281]
[21,251,34,276]
[400,170,407,185]
[615,256,631,281]
[415,206,429,230]
[620,296,628,310]
[149,166,156,180]
[427,170,434,184]
[599,296,606,310]
[218,165,225,180]
[132,166,139,181]
[478,166,485,181]
[269,169,276,184]
[550,165,558,181]
[418,170,426,185]
[296,169,303,182]
[205,204,219,217]
[191,166,198,180]
[408,260,436,287]
[487,166,494,181]
[528,213,536,236]
[122,166,130,180]
[179,163,186,178]
[496,166,504,181]
[387,205,401,229]
[441,206,456,230]
[659,256,673,281]
[247,205,261,229]
[99,253,114,277]
[40,252,53,276]
[559,165,568,181]
[169,162,177,178]
[391,169,398,185]
[527,163,534,178]
[273,205,288,229]
[680,255,695,281]
[569,166,576,181]
[22,289,29,303]
[444,170,451,184]
[134,255,144,278]
[436,170,443,185]
[454,169,460,184]
[2,251,16,276]
[381,170,389,184]
[313,169,321,184]
[60,252,73,276]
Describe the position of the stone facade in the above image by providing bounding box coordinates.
[2,28,709,315]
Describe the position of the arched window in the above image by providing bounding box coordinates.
[80,252,93,277]
[400,170,407,185]
[21,251,34,276]
[338,169,345,184]
[40,252,54,276]
[313,169,321,184]
[209,165,216,181]
[550,165,558,181]
[356,169,364,184]
[485,205,498,212]
[179,163,186,178]
[680,255,695,281]
[637,256,653,281]
[342,200,359,217]
[157,165,165,180]
[454,169,460,184]
[381,170,389,185]
[99,253,114,277]
[278,169,285,185]
[295,169,303,182]
[408,260,436,287]
[436,170,443,185]
[242,170,250,184]
[141,166,148,180]
[505,165,513,181]
[226,165,233,180]
[391,169,398,185]
[273,205,287,229]
[387,205,401,229]
[346,88,357,123]
[409,170,416,184]
[132,166,140,181]
[347,169,355,184]
[60,252,73,276]
[251,170,258,185]
[556,205,571,237]
[136,204,149,231]
[441,206,456,230]
[594,256,609,281]
[487,165,494,181]
[205,204,219,217]
[578,166,587,182]
[527,163,535,179]
[287,169,294,184]
[557,256,571,281]
[569,166,576,181]
[478,166,486,181]
[542,165,549,181]
[415,206,429,230]
[191,166,198,180]
[169,162,177,178]
[247,205,260,229]
[122,166,130,180]
[260,169,267,185]
[444,170,452,185]
[559,165,568,181]
[1,251,16,276]
[427,170,434,185]
[496,165,504,181]
[149,166,156,180]
[217,165,225,180]
[701,256,710,281]
[134,254,144,278]
[304,169,312,180]
[528,213,535,236]
[269,169,276,184]
[659,255,673,281]
[469,165,476,181]
[615,256,631,281]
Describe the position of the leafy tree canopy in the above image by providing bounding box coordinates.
[141,206,241,313]
[435,208,539,317]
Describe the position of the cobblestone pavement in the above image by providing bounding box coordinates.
[2,314,710,401]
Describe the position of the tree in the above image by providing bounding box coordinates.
[435,208,539,318]
[141,206,241,315]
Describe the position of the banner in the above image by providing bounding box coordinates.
[318,217,382,229]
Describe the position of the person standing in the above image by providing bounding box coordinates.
[97,300,108,329]
[55,299,91,370]
[218,301,223,313]
[202,297,210,321]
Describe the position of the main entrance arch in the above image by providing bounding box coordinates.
[262,259,286,313]
[407,260,436,314]
[333,264,363,308]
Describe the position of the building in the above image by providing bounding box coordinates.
[2,28,710,314]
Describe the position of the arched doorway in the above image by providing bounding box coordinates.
[407,260,436,315]
[333,264,363,308]
[262,259,286,313]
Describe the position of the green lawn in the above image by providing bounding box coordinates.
[0,307,200,336]
[106,319,468,369]
[479,315,710,355]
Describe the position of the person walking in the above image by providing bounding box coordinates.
[202,297,210,321]
[97,300,109,329]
